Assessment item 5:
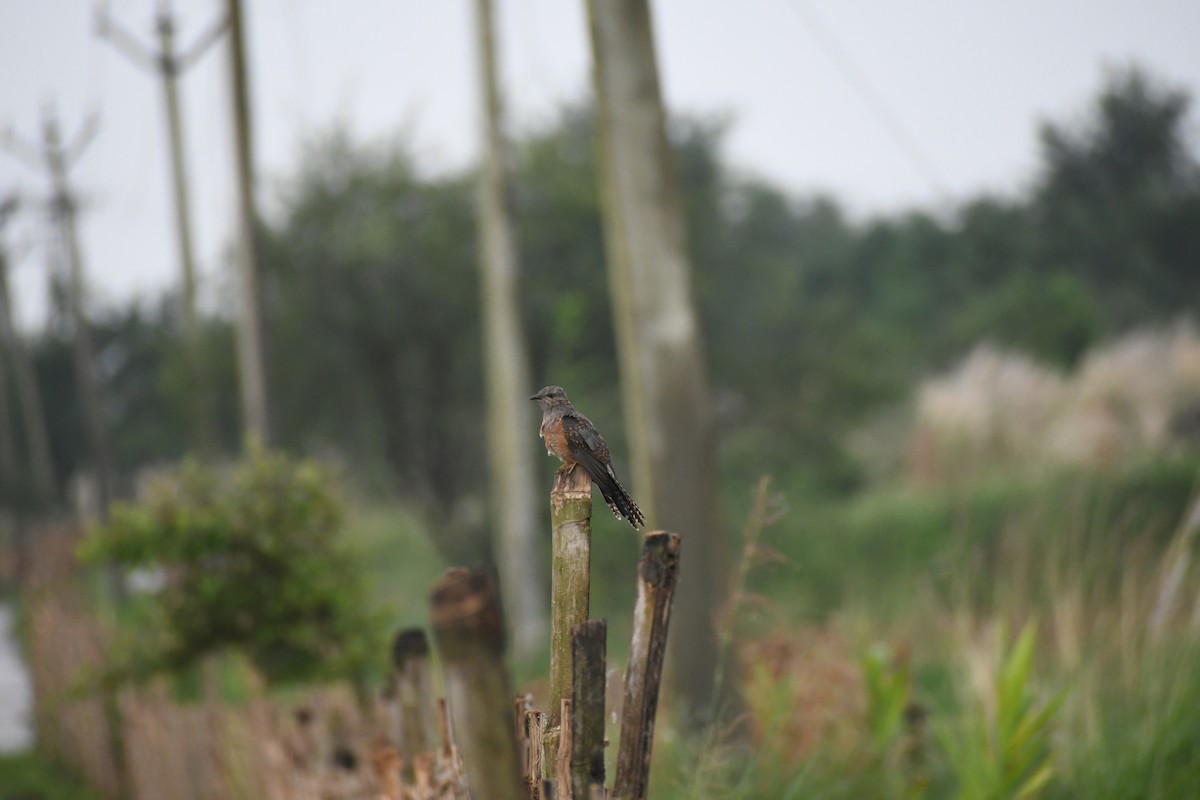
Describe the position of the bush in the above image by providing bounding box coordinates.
[78,446,383,688]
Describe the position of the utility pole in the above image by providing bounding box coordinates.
[96,0,227,453]
[0,199,21,500]
[586,0,733,726]
[0,275,17,506]
[0,200,26,575]
[225,0,270,445]
[2,107,117,521]
[473,0,546,658]
[0,195,56,505]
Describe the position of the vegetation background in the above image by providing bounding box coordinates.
[2,45,1200,800]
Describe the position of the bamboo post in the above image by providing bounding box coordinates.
[571,620,607,798]
[548,464,593,759]
[392,628,434,773]
[430,568,524,800]
[612,532,682,800]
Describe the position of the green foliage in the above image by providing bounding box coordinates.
[0,752,104,800]
[1052,639,1200,799]
[752,457,1198,618]
[862,646,930,799]
[1035,67,1200,327]
[951,271,1099,367]
[938,622,1064,800]
[863,645,913,750]
[261,132,487,560]
[77,447,382,688]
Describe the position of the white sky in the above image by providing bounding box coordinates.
[1,0,1198,330]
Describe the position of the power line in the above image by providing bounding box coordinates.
[784,0,950,201]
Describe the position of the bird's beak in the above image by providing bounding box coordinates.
[529,392,540,401]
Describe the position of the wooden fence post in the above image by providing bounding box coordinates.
[612,531,682,799]
[430,568,524,800]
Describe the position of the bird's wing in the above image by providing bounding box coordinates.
[562,413,610,478]
[562,413,644,528]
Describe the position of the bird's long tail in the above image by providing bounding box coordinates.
[595,466,645,529]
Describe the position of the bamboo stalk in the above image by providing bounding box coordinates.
[430,568,524,800]
[550,464,593,735]
[570,620,607,798]
[612,531,682,800]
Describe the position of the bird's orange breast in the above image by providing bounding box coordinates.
[540,417,575,464]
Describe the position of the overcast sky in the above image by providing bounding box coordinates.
[1,0,1198,329]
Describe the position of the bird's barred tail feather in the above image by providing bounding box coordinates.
[596,468,645,529]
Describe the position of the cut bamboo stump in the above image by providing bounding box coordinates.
[570,620,607,799]
[431,568,524,800]
[612,531,682,800]
[548,463,593,772]
[392,627,434,772]
[523,709,548,798]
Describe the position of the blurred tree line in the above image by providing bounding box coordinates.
[13,66,1200,555]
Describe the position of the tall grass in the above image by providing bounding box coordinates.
[654,455,1200,798]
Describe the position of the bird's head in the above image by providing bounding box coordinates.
[530,385,570,410]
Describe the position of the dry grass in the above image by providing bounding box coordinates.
[909,321,1200,483]
[739,625,866,764]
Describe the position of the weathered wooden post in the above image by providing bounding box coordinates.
[548,465,593,763]
[523,709,548,798]
[430,568,524,800]
[613,531,682,799]
[570,620,607,798]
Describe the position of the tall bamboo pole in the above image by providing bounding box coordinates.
[473,0,545,657]
[586,0,729,725]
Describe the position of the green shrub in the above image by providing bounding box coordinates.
[78,446,383,688]
[0,753,104,800]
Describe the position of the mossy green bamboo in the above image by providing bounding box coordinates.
[544,464,593,777]
[549,465,592,730]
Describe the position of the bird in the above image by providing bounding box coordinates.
[530,385,645,529]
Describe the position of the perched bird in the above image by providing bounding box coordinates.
[530,385,645,529]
